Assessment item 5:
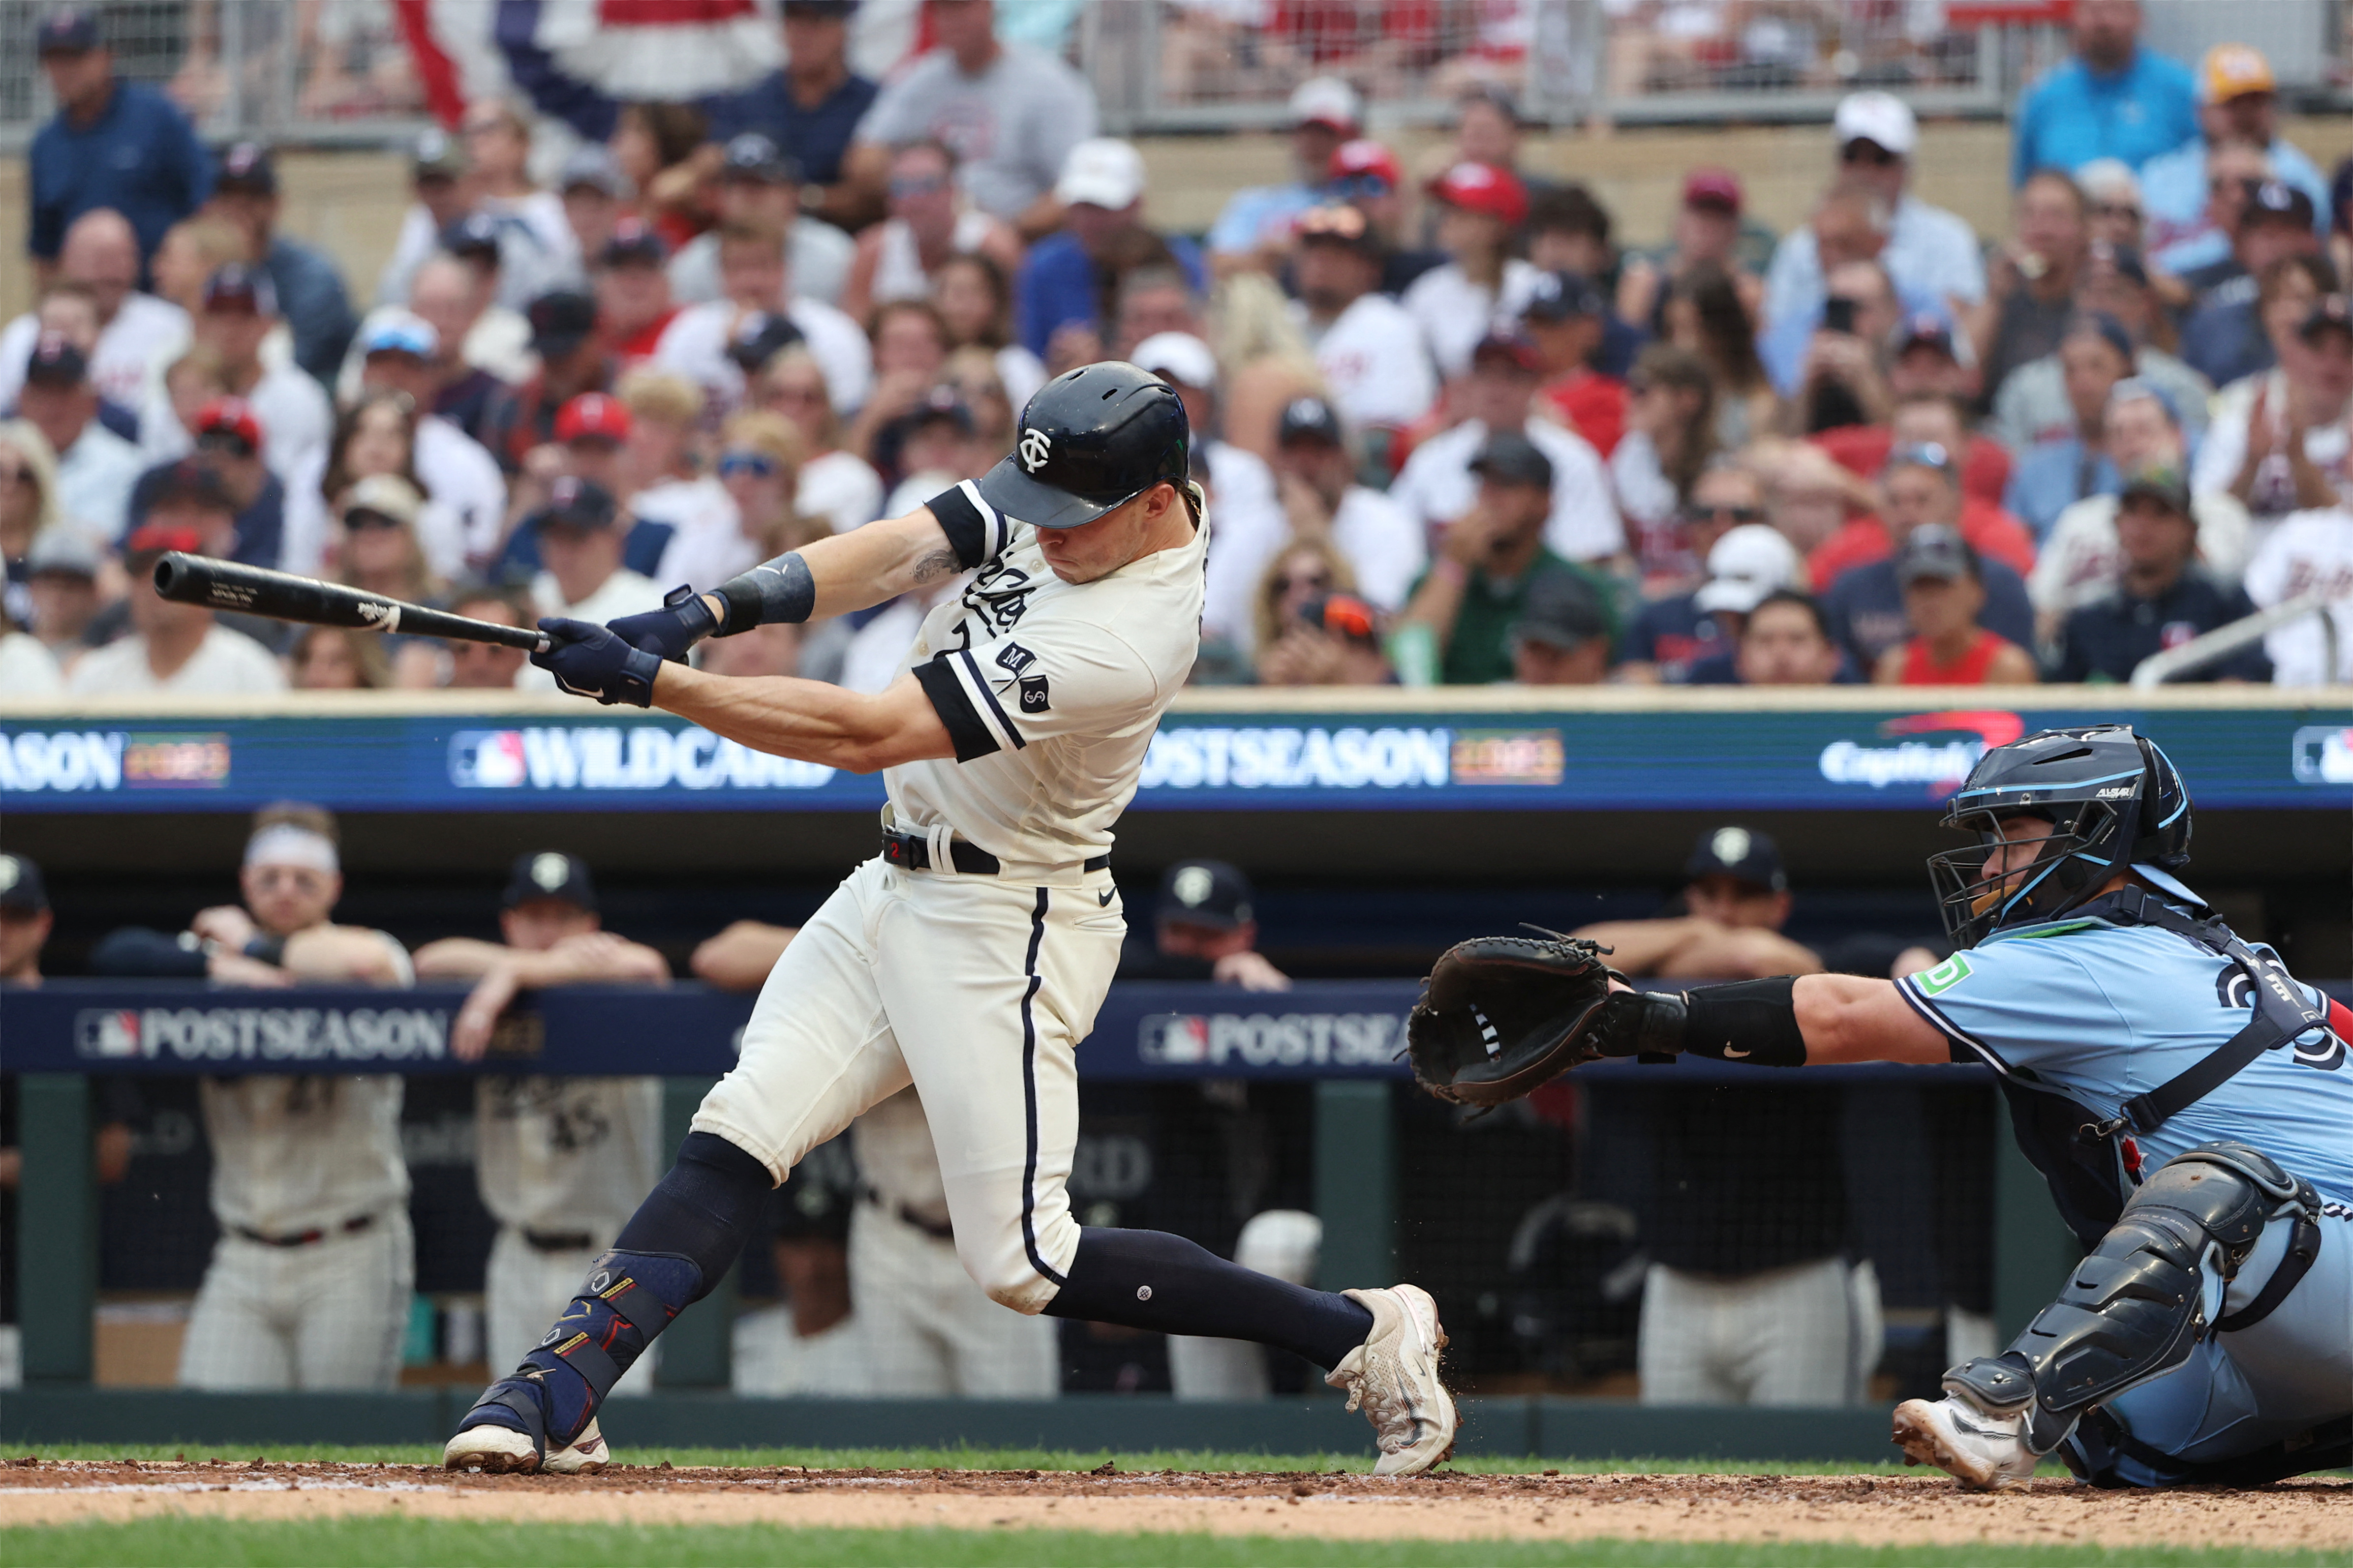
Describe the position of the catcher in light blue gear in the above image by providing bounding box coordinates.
[1539,724,2353,1490]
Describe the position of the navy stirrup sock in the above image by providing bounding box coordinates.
[465,1131,771,1446]
[1042,1226,1376,1370]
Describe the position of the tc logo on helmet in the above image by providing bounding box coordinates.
[1019,427,1053,473]
[531,852,570,891]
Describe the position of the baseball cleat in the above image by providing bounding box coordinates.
[1892,1396,2037,1490]
[1327,1283,1456,1476]
[543,1418,609,1475]
[443,1422,540,1474]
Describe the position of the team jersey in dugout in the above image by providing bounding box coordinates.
[889,481,1207,871]
[1897,911,2353,1209]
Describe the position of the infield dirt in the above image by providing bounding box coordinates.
[2,1460,2348,1551]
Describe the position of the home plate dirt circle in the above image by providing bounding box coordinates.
[3,1462,2349,1551]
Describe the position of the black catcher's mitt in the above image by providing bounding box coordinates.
[1406,934,1619,1105]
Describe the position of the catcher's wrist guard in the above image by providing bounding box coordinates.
[1681,976,1807,1066]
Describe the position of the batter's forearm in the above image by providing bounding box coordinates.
[655,665,952,773]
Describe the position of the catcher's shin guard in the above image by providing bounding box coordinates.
[1943,1142,2319,1455]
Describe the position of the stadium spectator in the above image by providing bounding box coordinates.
[1759,440,1869,562]
[0,855,53,986]
[1267,394,1426,612]
[411,217,539,387]
[183,397,284,571]
[2140,46,2328,278]
[1450,85,1540,193]
[692,410,808,581]
[2194,291,2353,520]
[844,300,952,466]
[656,221,870,421]
[1256,588,1393,688]
[2078,159,2148,252]
[2242,497,2353,684]
[1116,860,1291,991]
[935,252,1048,410]
[1618,467,1776,682]
[2177,182,2326,388]
[847,0,1100,240]
[455,97,579,305]
[496,392,667,582]
[1611,344,1717,582]
[1871,525,2039,686]
[1967,170,2091,410]
[1659,261,1773,451]
[67,504,283,696]
[1131,332,1282,655]
[443,582,535,691]
[161,265,333,491]
[2030,380,2251,637]
[27,8,212,276]
[0,211,188,415]
[0,615,61,694]
[1206,76,1361,272]
[1813,377,2015,519]
[2050,466,2269,683]
[2002,312,2138,539]
[2182,225,2332,396]
[2009,0,2198,185]
[92,804,412,1392]
[5,281,142,445]
[0,421,64,619]
[519,477,662,645]
[614,369,735,575]
[16,334,140,543]
[347,314,508,569]
[1653,524,1809,688]
[708,0,882,230]
[1779,258,1902,435]
[1723,588,1851,687]
[1398,431,1615,686]
[1507,567,1613,686]
[1404,163,1538,381]
[1017,138,1206,363]
[331,475,446,688]
[1288,204,1437,435]
[1991,244,2210,453]
[594,220,684,370]
[1822,443,2037,668]
[286,624,391,691]
[202,143,358,387]
[151,213,250,325]
[480,291,616,475]
[1244,537,1357,678]
[298,391,466,586]
[21,523,104,666]
[1524,185,1644,379]
[405,255,525,439]
[1390,332,1622,569]
[1520,270,1626,456]
[1111,267,1206,365]
[841,140,1025,328]
[754,347,884,535]
[370,130,473,309]
[556,147,633,286]
[1326,139,1441,296]
[1618,169,1763,337]
[1762,94,1984,347]
[412,852,671,1392]
[1572,828,1879,1409]
[670,134,853,312]
[621,101,726,250]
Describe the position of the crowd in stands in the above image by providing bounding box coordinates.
[8,0,2350,701]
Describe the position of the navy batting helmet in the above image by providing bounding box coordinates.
[1926,725,2193,948]
[975,360,1191,529]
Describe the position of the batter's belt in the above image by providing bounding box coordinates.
[879,823,1108,879]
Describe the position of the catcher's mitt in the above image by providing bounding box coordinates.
[1406,933,1620,1105]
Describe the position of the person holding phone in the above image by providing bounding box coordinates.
[1785,260,1902,436]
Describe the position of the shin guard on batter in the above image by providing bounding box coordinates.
[458,1132,770,1452]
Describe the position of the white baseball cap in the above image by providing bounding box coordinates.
[1693,523,1804,615]
[1056,138,1146,211]
[1288,75,1362,132]
[1834,90,1917,157]
[1131,331,1219,392]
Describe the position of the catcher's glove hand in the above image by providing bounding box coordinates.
[1406,933,1619,1105]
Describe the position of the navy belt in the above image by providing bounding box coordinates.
[520,1228,598,1253]
[233,1213,375,1248]
[881,826,1107,877]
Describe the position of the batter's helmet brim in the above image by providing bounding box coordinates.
[975,456,1150,531]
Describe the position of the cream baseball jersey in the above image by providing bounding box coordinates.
[889,480,1208,867]
[475,1077,665,1231]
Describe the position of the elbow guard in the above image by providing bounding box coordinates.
[712,551,816,636]
[1680,976,1808,1066]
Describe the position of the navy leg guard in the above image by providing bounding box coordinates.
[459,1132,772,1448]
[1042,1226,1376,1369]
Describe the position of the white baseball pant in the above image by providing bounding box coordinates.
[178,1211,413,1390]
[484,1225,658,1396]
[1637,1255,1884,1406]
[849,1200,1060,1396]
[693,855,1125,1315]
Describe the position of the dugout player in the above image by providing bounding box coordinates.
[1589,726,2353,1488]
[444,361,1454,1477]
[411,853,670,1422]
[90,805,417,1391]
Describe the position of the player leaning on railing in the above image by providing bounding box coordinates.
[1409,725,2353,1489]
[442,362,1458,1478]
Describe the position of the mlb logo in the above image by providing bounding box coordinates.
[450,730,528,787]
[1018,675,1050,714]
[1138,1013,1209,1064]
[76,1009,144,1059]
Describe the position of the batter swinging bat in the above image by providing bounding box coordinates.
[153,552,551,652]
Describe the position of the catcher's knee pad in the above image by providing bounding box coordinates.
[1948,1141,2315,1454]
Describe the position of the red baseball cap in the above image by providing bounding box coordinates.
[1428,161,1528,227]
[555,392,632,445]
[193,396,264,451]
[1329,138,1403,192]
[126,521,207,557]
[1682,167,1743,215]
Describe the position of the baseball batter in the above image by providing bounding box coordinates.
[411,852,669,1405]
[443,362,1452,1477]
[1422,725,2350,1489]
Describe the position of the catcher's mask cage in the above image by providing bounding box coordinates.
[1926,726,2192,949]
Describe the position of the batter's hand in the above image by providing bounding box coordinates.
[608,585,720,662]
[532,618,662,706]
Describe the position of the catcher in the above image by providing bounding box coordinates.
[1410,725,2352,1490]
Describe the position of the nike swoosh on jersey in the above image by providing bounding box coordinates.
[1722,1044,1749,1057]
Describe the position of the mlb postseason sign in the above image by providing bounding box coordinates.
[3,703,2346,813]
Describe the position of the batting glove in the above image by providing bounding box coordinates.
[607,584,720,663]
[532,618,663,707]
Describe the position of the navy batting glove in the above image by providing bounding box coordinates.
[607,585,719,663]
[531,617,663,707]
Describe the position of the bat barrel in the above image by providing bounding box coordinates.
[152,552,550,653]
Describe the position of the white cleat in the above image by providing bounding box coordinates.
[1327,1284,1457,1477]
[544,1418,610,1476]
[1892,1396,2038,1491]
[443,1417,608,1476]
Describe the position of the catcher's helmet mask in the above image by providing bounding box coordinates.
[975,360,1195,530]
[1926,725,2194,948]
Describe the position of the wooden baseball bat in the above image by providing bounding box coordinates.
[152,553,551,652]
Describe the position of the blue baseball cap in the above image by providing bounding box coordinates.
[36,8,99,54]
